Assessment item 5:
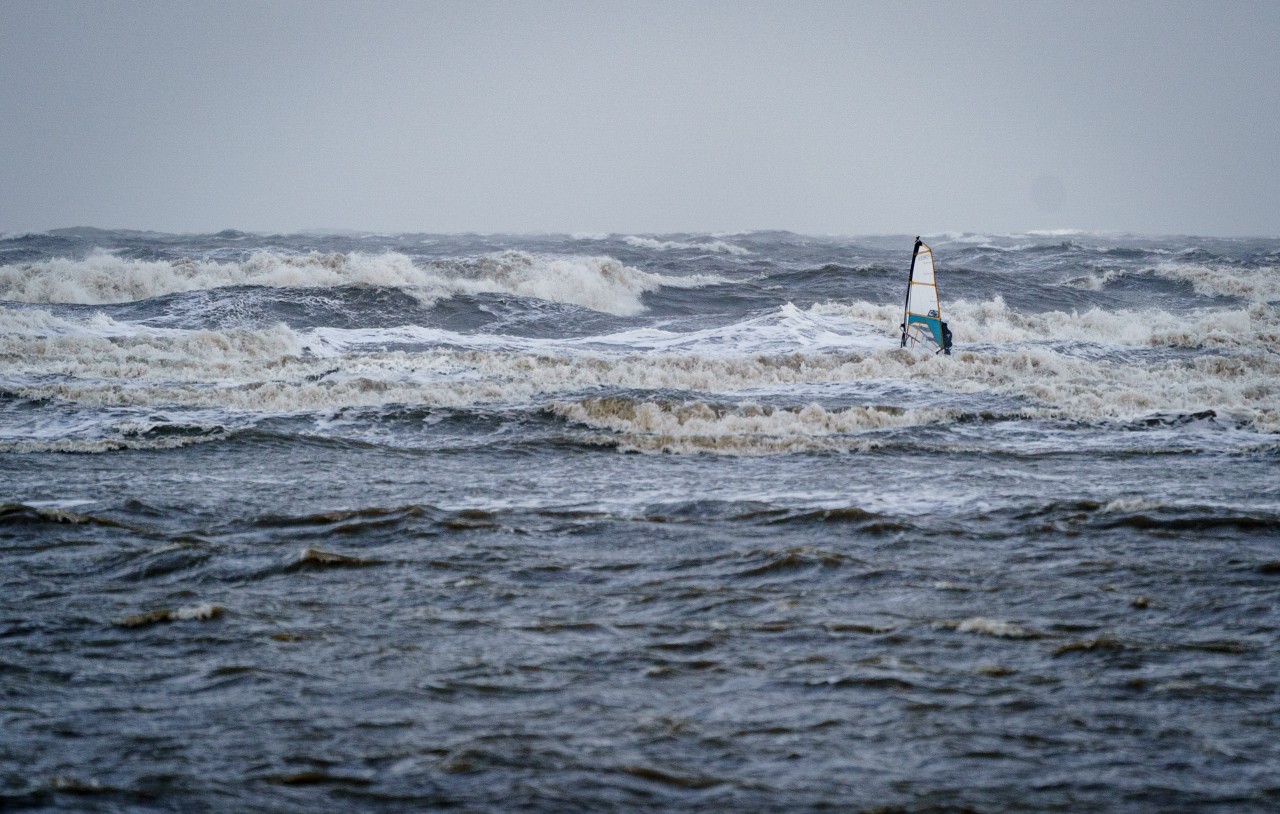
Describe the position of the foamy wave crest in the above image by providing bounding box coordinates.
[816,297,1280,349]
[621,236,750,255]
[941,617,1041,639]
[0,250,722,315]
[1153,263,1280,301]
[0,251,424,305]
[5,304,1278,434]
[549,397,957,454]
[566,302,891,356]
[929,232,1039,247]
[115,603,225,628]
[0,307,304,379]
[11,346,1279,434]
[1101,498,1165,514]
[1069,263,1280,302]
[0,431,228,454]
[431,251,726,314]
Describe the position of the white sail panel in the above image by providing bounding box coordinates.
[907,280,939,315]
[905,242,940,317]
[912,244,936,285]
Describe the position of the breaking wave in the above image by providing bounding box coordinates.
[942,617,1042,639]
[115,603,225,628]
[621,236,750,255]
[0,307,304,379]
[5,308,1276,436]
[816,297,1280,350]
[1068,263,1280,302]
[0,432,229,455]
[548,397,961,455]
[0,250,726,315]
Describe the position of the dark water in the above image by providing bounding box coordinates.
[2,229,1278,811]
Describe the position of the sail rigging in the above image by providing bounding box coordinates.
[900,237,953,355]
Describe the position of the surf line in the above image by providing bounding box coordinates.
[899,236,953,355]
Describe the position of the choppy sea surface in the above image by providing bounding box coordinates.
[2,228,1278,812]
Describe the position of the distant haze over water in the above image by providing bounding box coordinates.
[2,2,1278,236]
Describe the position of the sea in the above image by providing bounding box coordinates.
[1,228,1278,812]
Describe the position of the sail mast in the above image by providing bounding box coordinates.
[900,236,922,347]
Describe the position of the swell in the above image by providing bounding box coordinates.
[5,327,1278,439]
[0,422,232,454]
[0,250,727,316]
[815,297,1280,350]
[1067,263,1280,302]
[1006,498,1280,536]
[0,502,127,528]
[546,397,995,455]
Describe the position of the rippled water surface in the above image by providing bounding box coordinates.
[2,229,1279,811]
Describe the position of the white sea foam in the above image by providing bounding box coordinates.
[9,330,1275,436]
[1153,263,1280,301]
[932,229,1093,242]
[171,603,224,621]
[1101,498,1164,514]
[621,236,750,255]
[114,602,226,628]
[0,307,304,379]
[814,297,1280,350]
[549,398,957,455]
[951,617,1039,639]
[1069,263,1280,302]
[4,302,1277,443]
[432,251,726,314]
[292,301,889,359]
[0,250,725,315]
[0,433,228,454]
[929,232,1036,246]
[561,302,891,355]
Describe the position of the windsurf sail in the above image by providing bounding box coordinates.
[900,237,953,355]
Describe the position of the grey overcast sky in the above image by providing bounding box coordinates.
[1,0,1276,236]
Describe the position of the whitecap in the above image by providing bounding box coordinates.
[1068,264,1280,302]
[621,236,750,255]
[951,617,1039,639]
[549,398,959,455]
[0,250,729,315]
